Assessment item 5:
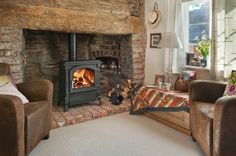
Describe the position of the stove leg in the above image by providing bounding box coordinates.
[98,98,102,105]
[64,104,68,112]
[59,101,63,106]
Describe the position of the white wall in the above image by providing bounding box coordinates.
[144,0,214,83]
[144,0,167,84]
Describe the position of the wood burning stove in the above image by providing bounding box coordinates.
[60,33,102,111]
[60,60,101,111]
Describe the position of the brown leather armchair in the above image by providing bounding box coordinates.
[189,80,236,156]
[0,63,53,156]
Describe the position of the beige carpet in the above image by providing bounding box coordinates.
[30,112,204,156]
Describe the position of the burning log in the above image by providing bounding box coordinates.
[72,68,95,89]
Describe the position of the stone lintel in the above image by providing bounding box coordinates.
[0,3,141,35]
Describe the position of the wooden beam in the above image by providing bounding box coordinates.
[0,3,139,34]
[0,0,130,16]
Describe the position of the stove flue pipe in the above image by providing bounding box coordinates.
[68,33,77,61]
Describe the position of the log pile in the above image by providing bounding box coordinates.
[108,79,132,105]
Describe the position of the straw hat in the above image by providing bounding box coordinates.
[147,2,162,27]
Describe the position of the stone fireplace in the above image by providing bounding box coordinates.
[0,0,146,105]
[22,30,135,104]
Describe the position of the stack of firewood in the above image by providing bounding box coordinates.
[108,79,132,105]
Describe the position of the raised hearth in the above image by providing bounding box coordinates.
[52,97,131,129]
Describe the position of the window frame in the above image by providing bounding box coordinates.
[182,0,212,69]
[182,0,212,52]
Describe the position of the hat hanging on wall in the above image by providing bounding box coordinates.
[147,2,162,28]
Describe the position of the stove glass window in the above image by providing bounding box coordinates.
[72,68,95,89]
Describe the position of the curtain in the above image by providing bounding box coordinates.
[210,0,236,80]
[163,0,185,74]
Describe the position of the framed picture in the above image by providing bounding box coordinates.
[150,33,162,48]
[154,74,165,85]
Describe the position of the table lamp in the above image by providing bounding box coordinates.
[158,32,183,84]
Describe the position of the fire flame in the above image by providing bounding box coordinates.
[72,68,95,89]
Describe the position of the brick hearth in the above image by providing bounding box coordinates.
[51,98,131,129]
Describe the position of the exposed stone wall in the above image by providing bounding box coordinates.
[24,30,68,103]
[77,34,133,93]
[0,27,24,83]
[77,34,133,78]
[131,0,146,81]
[127,0,141,16]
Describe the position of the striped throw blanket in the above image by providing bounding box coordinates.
[132,86,189,114]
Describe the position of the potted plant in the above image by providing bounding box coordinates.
[195,31,210,67]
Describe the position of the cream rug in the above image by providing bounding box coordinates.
[30,113,204,156]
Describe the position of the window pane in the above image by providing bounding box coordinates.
[189,2,210,43]
[189,24,209,43]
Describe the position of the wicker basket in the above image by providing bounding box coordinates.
[174,79,188,92]
[174,70,197,92]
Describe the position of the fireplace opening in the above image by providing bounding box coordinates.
[72,68,95,89]
[96,56,119,70]
[23,30,135,109]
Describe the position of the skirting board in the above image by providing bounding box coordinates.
[144,112,191,136]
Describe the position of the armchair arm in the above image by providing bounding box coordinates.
[189,80,226,103]
[0,95,24,156]
[16,79,53,103]
[213,96,236,156]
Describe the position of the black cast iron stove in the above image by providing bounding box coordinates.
[60,33,102,111]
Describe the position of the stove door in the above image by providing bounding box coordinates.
[69,65,99,94]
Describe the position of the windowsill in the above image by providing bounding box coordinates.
[185,65,210,71]
[185,65,211,80]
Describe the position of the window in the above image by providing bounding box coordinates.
[182,0,212,67]
[189,2,210,43]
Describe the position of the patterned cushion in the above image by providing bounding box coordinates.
[0,75,29,104]
[0,75,11,86]
[0,75,16,86]
[224,70,236,96]
[181,70,196,81]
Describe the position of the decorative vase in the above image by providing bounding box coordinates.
[201,57,207,67]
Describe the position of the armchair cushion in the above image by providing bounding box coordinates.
[0,83,29,104]
[224,70,236,96]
